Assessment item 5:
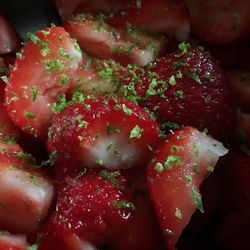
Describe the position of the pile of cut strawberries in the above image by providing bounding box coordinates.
[0,0,249,249]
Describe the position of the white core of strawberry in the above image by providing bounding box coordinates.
[0,233,28,247]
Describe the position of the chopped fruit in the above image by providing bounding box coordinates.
[107,0,190,41]
[54,0,126,21]
[5,26,82,139]
[47,169,134,246]
[147,127,228,250]
[185,0,250,45]
[64,14,167,66]
[0,153,54,234]
[47,97,162,172]
[0,232,29,250]
[227,69,250,111]
[121,45,236,139]
[107,194,164,250]
[0,15,20,55]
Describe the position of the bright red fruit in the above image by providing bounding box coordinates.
[5,26,82,139]
[0,15,20,55]
[47,97,162,172]
[107,0,190,41]
[64,14,167,66]
[47,169,134,246]
[0,152,54,234]
[147,127,228,250]
[0,233,29,250]
[122,45,236,139]
[185,0,250,45]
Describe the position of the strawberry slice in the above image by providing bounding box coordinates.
[107,0,190,41]
[0,153,54,234]
[227,69,250,112]
[0,233,29,250]
[46,169,134,246]
[185,0,250,45]
[147,126,228,250]
[64,14,167,66]
[54,0,126,21]
[0,15,20,55]
[47,97,162,172]
[121,44,236,139]
[5,26,82,139]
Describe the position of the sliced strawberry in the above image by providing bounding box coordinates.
[0,233,29,250]
[107,0,190,41]
[147,127,228,250]
[0,153,54,234]
[185,0,250,45]
[64,14,167,66]
[47,97,162,172]
[5,26,82,139]
[0,15,20,55]
[54,0,126,21]
[121,45,236,139]
[46,169,134,246]
[107,194,164,250]
[227,69,250,111]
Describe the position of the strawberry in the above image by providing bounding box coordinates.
[121,44,236,139]
[5,26,82,139]
[0,233,29,250]
[0,15,20,55]
[64,14,167,66]
[0,153,54,234]
[107,0,190,41]
[54,0,126,21]
[47,97,162,172]
[46,169,134,246]
[184,0,250,45]
[147,126,228,250]
[227,69,250,111]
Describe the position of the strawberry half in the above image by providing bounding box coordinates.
[0,153,54,234]
[47,97,162,172]
[185,0,250,45]
[121,44,236,139]
[46,169,134,246]
[5,26,82,139]
[107,0,190,41]
[64,14,167,66]
[0,233,29,250]
[147,126,228,250]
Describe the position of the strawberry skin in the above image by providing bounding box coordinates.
[107,0,190,41]
[47,97,162,172]
[122,45,236,139]
[5,27,82,139]
[47,169,134,246]
[185,0,250,45]
[147,126,228,250]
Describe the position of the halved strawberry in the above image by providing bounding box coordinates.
[121,44,236,139]
[54,0,126,21]
[5,26,82,139]
[47,97,162,172]
[64,14,167,66]
[0,233,29,250]
[107,0,190,41]
[227,69,250,111]
[46,169,134,246]
[0,153,54,234]
[147,126,228,250]
[0,15,20,55]
[185,0,250,45]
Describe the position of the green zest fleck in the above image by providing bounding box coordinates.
[169,75,176,85]
[112,200,136,210]
[178,42,191,55]
[16,52,23,59]
[0,76,8,83]
[32,86,38,102]
[96,159,104,166]
[24,112,36,120]
[130,125,144,139]
[45,59,65,74]
[60,75,70,85]
[191,186,204,213]
[175,90,184,99]
[122,104,132,115]
[175,208,182,219]
[26,32,40,44]
[76,115,89,128]
[164,155,182,170]
[154,162,164,173]
[185,175,192,184]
